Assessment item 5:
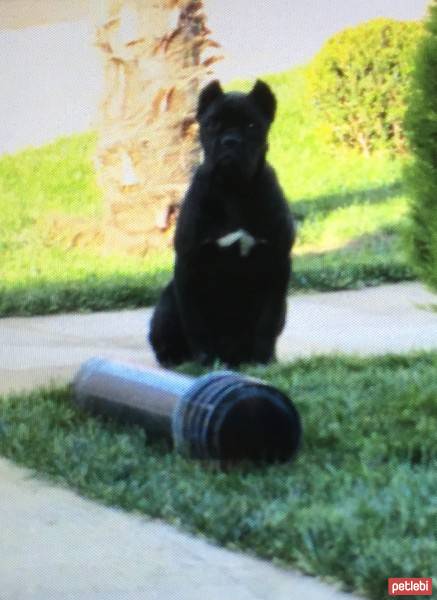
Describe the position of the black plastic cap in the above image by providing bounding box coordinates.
[172,371,302,463]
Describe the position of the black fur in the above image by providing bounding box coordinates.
[149,79,295,367]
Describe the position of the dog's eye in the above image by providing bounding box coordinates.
[247,122,255,129]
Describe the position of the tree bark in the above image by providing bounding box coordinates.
[92,0,221,255]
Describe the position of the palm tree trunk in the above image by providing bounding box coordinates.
[92,0,221,255]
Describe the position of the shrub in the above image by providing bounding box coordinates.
[404,1,437,290]
[306,18,422,155]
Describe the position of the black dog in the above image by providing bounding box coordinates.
[149,79,295,367]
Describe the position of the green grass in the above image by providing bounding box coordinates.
[0,67,414,316]
[0,352,436,599]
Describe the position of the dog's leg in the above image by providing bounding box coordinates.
[251,289,288,364]
[148,281,193,366]
[173,268,218,365]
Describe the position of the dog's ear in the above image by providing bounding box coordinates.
[197,80,223,119]
[250,80,276,122]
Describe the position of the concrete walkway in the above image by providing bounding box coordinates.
[1,281,436,600]
[0,282,435,396]
[0,458,364,600]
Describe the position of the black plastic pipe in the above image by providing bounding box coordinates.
[73,357,302,463]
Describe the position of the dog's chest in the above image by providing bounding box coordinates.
[199,226,274,285]
[207,194,267,258]
[216,228,264,257]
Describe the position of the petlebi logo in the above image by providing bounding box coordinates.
[388,578,432,596]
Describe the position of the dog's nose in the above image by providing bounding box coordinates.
[221,133,240,149]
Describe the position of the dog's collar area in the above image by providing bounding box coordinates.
[216,229,266,257]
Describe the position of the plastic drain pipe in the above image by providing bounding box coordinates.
[73,357,302,463]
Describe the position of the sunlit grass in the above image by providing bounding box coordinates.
[295,196,408,254]
[0,67,413,316]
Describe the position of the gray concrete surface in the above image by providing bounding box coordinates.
[0,458,365,600]
[0,282,436,396]
[0,281,436,600]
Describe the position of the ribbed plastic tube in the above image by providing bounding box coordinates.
[73,358,302,463]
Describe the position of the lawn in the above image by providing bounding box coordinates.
[0,67,414,317]
[0,352,435,600]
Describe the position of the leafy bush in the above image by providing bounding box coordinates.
[306,18,422,155]
[404,2,437,291]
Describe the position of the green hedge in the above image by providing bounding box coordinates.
[306,18,422,155]
[404,1,437,290]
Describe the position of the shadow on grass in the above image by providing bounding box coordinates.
[0,229,415,317]
[296,227,401,259]
[292,229,414,291]
[292,181,403,221]
[0,269,172,317]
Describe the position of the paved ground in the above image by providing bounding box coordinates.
[1,281,436,600]
[0,282,435,396]
[0,458,364,600]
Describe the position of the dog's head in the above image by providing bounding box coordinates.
[196,79,276,181]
